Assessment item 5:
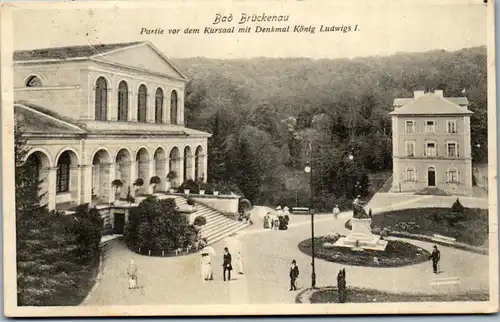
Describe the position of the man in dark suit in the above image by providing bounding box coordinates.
[289,259,299,291]
[222,247,232,281]
[430,245,441,274]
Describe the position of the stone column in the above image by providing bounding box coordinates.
[81,164,93,205]
[130,91,137,122]
[106,163,116,203]
[129,160,137,197]
[190,154,196,181]
[162,93,168,124]
[109,76,118,121]
[178,92,185,125]
[203,152,208,183]
[47,167,58,211]
[148,90,155,123]
[147,159,155,194]
[177,151,184,187]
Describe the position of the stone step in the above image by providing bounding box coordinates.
[205,222,250,245]
[201,219,243,237]
[202,216,234,231]
[201,218,239,236]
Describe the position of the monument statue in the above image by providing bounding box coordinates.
[352,195,370,219]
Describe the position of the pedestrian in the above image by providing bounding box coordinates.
[200,246,213,282]
[429,245,441,274]
[289,259,299,291]
[236,250,244,274]
[127,259,138,289]
[333,204,340,219]
[222,247,233,281]
[263,212,270,229]
[283,206,291,222]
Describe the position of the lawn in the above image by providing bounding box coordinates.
[298,235,430,268]
[310,287,490,303]
[370,207,489,247]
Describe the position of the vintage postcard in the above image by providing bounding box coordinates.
[1,0,498,317]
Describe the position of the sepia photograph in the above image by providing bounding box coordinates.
[1,0,498,317]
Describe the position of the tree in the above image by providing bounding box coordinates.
[124,196,198,254]
[15,119,45,217]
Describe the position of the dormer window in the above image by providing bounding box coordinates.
[25,75,42,87]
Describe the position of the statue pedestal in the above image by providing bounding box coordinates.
[334,218,388,251]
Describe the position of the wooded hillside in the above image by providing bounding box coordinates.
[172,47,487,208]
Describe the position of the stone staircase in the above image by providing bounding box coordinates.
[170,195,250,245]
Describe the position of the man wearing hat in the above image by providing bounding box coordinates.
[289,259,299,291]
[429,245,441,274]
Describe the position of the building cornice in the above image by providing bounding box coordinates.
[89,58,187,83]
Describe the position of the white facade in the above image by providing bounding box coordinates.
[15,42,211,210]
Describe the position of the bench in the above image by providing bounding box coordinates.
[432,234,456,245]
[292,207,310,214]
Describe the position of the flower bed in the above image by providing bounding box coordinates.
[308,286,489,303]
[367,208,488,247]
[298,235,430,268]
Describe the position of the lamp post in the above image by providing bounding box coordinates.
[304,163,315,288]
[304,142,316,289]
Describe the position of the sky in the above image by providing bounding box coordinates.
[9,0,488,59]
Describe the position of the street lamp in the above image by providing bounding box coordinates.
[304,145,316,289]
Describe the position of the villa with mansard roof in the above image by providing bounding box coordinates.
[15,41,211,215]
[389,90,473,195]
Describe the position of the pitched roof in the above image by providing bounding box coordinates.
[15,104,87,136]
[14,102,211,138]
[393,96,469,107]
[389,93,473,116]
[13,42,143,61]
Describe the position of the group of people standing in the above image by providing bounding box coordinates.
[200,246,244,282]
[264,205,291,230]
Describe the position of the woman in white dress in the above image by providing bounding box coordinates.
[200,245,215,282]
[127,259,138,289]
[236,250,244,274]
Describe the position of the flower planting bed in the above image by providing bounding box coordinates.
[308,287,489,303]
[298,235,430,268]
[354,207,488,247]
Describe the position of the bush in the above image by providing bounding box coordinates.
[17,206,101,306]
[67,203,103,263]
[452,198,465,213]
[134,178,144,187]
[193,215,207,227]
[111,179,123,187]
[150,176,161,185]
[199,182,213,194]
[187,197,195,206]
[179,179,199,194]
[239,198,252,213]
[124,196,199,254]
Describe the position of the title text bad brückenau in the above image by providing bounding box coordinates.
[212,13,289,25]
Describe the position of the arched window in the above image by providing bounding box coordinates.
[117,81,129,121]
[95,77,108,121]
[137,85,148,122]
[56,151,71,193]
[155,88,164,124]
[170,90,178,124]
[26,75,42,87]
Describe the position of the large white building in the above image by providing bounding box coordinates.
[389,90,473,195]
[14,41,211,211]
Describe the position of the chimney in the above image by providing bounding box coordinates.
[434,90,444,98]
[414,90,425,99]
